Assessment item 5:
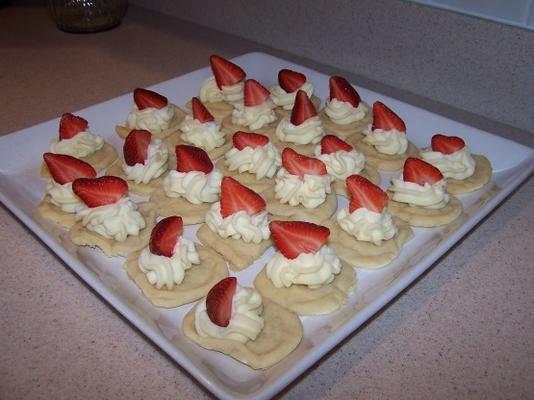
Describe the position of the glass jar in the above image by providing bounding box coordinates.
[47,0,128,33]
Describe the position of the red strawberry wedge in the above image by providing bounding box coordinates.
[320,135,353,154]
[191,97,214,123]
[133,88,168,110]
[403,157,443,186]
[232,131,269,150]
[431,134,465,154]
[282,148,327,179]
[220,177,266,218]
[269,220,330,259]
[72,176,128,208]
[346,175,388,213]
[209,55,246,89]
[278,69,306,93]
[43,153,96,185]
[206,277,237,327]
[329,76,361,108]
[124,129,152,166]
[290,90,317,125]
[59,113,89,140]
[175,145,213,174]
[372,101,406,132]
[244,79,271,107]
[149,216,183,257]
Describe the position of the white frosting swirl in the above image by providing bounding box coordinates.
[221,81,245,106]
[325,98,369,125]
[199,76,224,103]
[205,202,270,244]
[122,139,169,184]
[363,126,408,155]
[46,180,86,213]
[274,168,332,208]
[179,116,225,151]
[420,147,476,180]
[126,104,175,134]
[224,142,281,179]
[195,285,264,343]
[266,245,341,289]
[231,100,276,130]
[337,207,397,245]
[275,116,325,145]
[315,147,365,180]
[76,197,146,241]
[270,82,314,110]
[163,169,221,204]
[49,131,104,158]
[138,237,200,289]
[390,178,449,209]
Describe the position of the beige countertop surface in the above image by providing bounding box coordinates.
[1,3,533,399]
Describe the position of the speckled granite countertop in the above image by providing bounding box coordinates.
[1,3,533,400]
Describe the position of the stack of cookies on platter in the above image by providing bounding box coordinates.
[36,54,492,370]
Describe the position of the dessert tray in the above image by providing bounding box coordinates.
[1,52,532,400]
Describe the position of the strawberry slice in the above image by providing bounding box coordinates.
[123,129,152,166]
[72,176,128,208]
[175,145,213,174]
[269,220,330,259]
[431,134,465,154]
[403,157,443,186]
[133,88,168,110]
[290,90,317,125]
[59,113,89,140]
[206,277,237,327]
[282,148,327,179]
[244,79,271,107]
[232,131,269,150]
[191,97,214,123]
[329,76,361,107]
[43,153,96,185]
[346,175,388,213]
[320,135,353,154]
[209,55,246,89]
[149,216,183,257]
[372,101,406,132]
[220,177,266,217]
[278,69,306,93]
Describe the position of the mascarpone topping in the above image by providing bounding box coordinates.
[195,285,264,343]
[270,82,314,110]
[224,142,281,179]
[325,98,369,125]
[205,202,270,244]
[337,207,397,245]
[49,131,104,158]
[420,146,476,180]
[221,81,245,106]
[76,197,146,241]
[231,100,277,130]
[275,116,325,145]
[46,180,86,214]
[163,169,222,205]
[199,76,224,103]
[138,237,200,289]
[274,168,333,208]
[179,116,226,151]
[266,245,341,289]
[390,177,449,209]
[363,126,408,155]
[126,104,175,134]
[315,147,366,180]
[122,139,169,184]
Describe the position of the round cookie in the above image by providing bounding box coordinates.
[36,195,78,229]
[164,129,232,167]
[331,165,381,197]
[348,136,419,171]
[68,202,157,257]
[387,195,463,227]
[445,154,492,195]
[273,95,321,119]
[106,160,168,196]
[183,298,303,370]
[220,115,278,137]
[115,105,187,140]
[185,98,234,120]
[149,186,213,225]
[124,245,228,308]
[215,158,277,194]
[319,108,372,138]
[253,260,356,316]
